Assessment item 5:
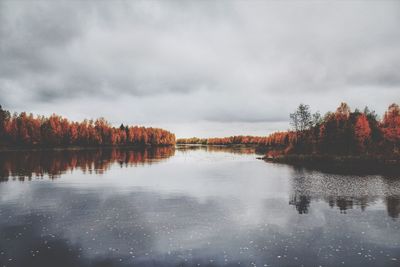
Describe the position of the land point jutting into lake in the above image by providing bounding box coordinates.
[177,103,400,173]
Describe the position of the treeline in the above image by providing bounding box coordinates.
[177,103,400,157]
[0,106,175,148]
[177,132,291,146]
[284,102,399,156]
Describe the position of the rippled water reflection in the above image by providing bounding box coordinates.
[0,146,399,267]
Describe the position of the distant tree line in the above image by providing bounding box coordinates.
[0,106,175,147]
[177,103,400,156]
[178,136,272,145]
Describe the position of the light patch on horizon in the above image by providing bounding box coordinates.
[0,1,399,137]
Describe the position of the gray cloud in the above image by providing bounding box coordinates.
[0,1,400,136]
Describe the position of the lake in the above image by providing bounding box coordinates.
[0,146,399,267]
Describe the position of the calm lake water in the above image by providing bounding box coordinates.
[0,146,399,267]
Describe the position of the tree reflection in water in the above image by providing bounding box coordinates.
[386,196,400,219]
[0,146,175,181]
[176,144,257,155]
[289,169,400,219]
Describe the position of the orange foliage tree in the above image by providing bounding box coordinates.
[381,103,400,154]
[354,114,371,152]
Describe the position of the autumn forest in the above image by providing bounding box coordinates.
[1,103,399,160]
[0,106,176,147]
[177,103,400,158]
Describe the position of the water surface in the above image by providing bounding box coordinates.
[0,146,399,267]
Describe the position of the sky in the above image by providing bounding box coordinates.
[0,1,399,138]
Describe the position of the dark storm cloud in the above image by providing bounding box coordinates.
[0,1,400,136]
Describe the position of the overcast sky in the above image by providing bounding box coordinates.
[1,1,399,137]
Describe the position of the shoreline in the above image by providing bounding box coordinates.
[262,154,400,175]
[176,143,260,147]
[0,144,175,152]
